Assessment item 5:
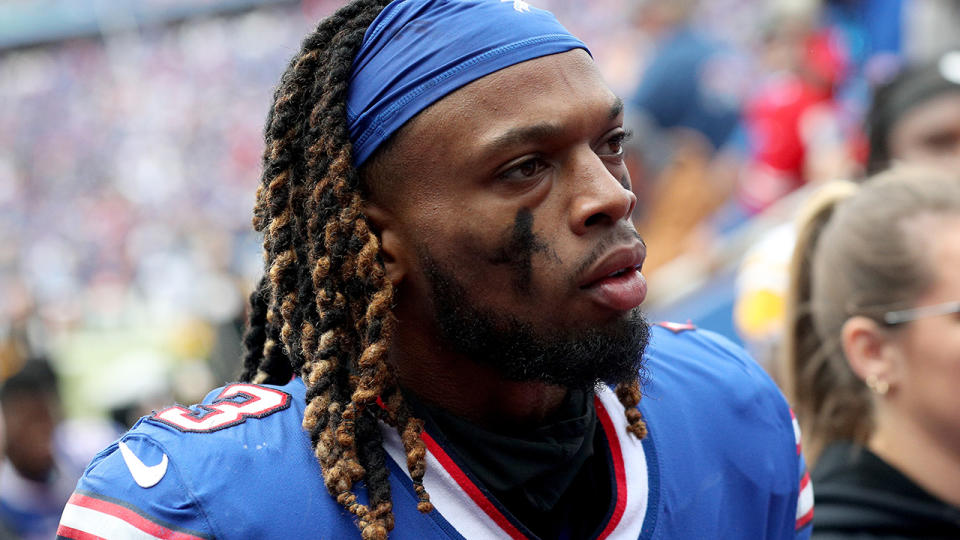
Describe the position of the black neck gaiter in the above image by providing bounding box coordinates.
[405,389,611,538]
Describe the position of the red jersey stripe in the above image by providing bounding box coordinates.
[594,396,628,540]
[421,431,528,540]
[66,493,207,540]
[796,506,814,530]
[56,524,108,540]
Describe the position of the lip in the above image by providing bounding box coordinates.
[578,243,647,289]
[578,242,648,312]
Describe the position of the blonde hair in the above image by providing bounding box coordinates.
[782,166,960,465]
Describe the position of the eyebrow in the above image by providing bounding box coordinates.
[609,96,624,120]
[482,123,566,155]
[479,96,625,156]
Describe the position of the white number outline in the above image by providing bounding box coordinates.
[150,384,291,433]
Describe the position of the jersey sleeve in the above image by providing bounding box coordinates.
[57,433,215,540]
[647,323,815,538]
[793,410,814,539]
[701,328,815,539]
[705,328,815,539]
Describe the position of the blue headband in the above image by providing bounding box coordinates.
[346,0,589,166]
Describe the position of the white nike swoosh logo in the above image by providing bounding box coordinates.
[118,441,168,488]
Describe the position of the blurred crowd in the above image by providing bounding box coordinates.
[0,4,319,416]
[3,0,960,536]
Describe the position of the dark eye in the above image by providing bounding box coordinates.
[499,157,549,182]
[922,131,960,153]
[598,129,631,158]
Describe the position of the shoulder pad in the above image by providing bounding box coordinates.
[148,383,292,433]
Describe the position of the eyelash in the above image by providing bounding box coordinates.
[496,129,632,182]
[498,157,550,182]
[601,129,632,158]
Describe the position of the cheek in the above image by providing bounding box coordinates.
[435,216,564,299]
[416,224,512,288]
[927,153,960,174]
[902,324,960,421]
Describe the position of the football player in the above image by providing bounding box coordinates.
[58,1,811,538]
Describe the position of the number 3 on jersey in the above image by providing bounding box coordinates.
[151,384,291,433]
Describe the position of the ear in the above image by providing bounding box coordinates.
[363,202,408,287]
[841,316,897,391]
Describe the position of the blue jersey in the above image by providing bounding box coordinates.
[58,324,811,539]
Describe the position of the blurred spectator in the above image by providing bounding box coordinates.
[731,221,796,372]
[0,4,314,418]
[625,0,751,272]
[866,50,960,174]
[738,4,857,213]
[628,0,746,156]
[0,360,70,539]
[735,49,960,372]
[0,357,119,539]
[782,168,960,537]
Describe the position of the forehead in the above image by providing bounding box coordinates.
[901,213,960,294]
[431,48,610,113]
[894,93,960,138]
[925,215,960,281]
[390,49,617,166]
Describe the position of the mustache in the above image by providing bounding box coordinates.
[568,225,644,284]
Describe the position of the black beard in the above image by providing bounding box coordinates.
[421,253,650,390]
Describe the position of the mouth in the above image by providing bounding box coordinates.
[581,263,643,286]
[578,244,648,312]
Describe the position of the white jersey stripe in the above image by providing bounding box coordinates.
[595,387,650,539]
[791,414,802,455]
[795,472,814,528]
[381,386,652,539]
[59,503,163,540]
[382,424,510,538]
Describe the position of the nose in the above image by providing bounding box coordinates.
[569,152,637,235]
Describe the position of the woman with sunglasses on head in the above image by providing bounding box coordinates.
[782,166,960,539]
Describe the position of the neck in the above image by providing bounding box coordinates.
[389,333,569,430]
[869,407,960,508]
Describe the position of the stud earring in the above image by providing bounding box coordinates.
[865,374,889,396]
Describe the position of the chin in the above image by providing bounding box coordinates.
[442,302,650,389]
[425,252,650,388]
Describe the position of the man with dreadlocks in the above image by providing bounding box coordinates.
[58,0,811,538]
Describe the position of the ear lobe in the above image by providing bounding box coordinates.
[363,203,407,286]
[841,316,896,388]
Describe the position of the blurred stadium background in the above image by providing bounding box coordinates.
[2,0,958,426]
